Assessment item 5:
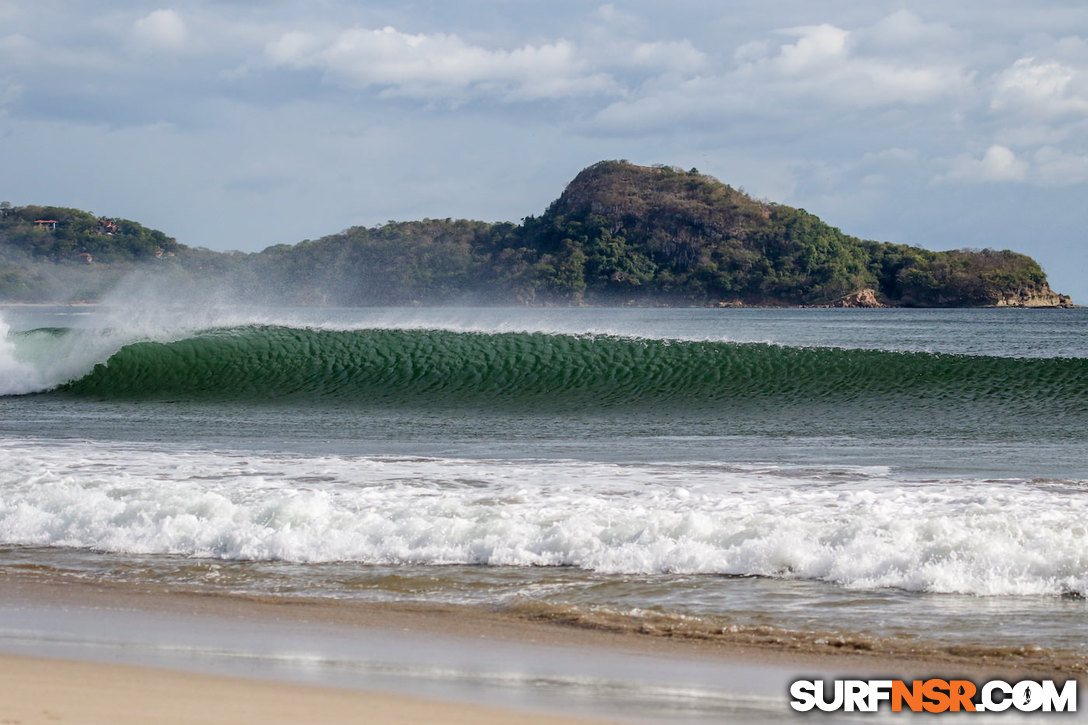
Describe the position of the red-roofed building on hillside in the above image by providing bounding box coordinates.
[33,219,58,230]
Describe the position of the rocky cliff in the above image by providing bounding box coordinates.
[992,283,1074,308]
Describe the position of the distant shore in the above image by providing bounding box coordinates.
[0,299,1079,310]
[2,165,1073,309]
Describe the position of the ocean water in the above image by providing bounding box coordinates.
[1,304,1086,671]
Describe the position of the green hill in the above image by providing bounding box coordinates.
[0,203,187,302]
[0,162,1073,307]
[508,161,1067,307]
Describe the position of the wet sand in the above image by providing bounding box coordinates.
[0,653,620,725]
[0,573,1080,724]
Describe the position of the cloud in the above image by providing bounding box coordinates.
[2,2,1087,300]
[132,9,188,52]
[858,147,921,169]
[591,14,976,136]
[594,3,639,28]
[265,25,621,101]
[1031,145,1088,185]
[773,24,849,74]
[742,22,975,106]
[609,39,707,74]
[865,10,963,51]
[733,40,769,64]
[944,145,1029,183]
[991,56,1088,117]
[869,147,920,160]
[265,32,323,67]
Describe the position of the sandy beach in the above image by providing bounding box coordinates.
[0,653,623,725]
[1,572,1081,724]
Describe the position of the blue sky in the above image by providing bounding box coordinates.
[2,1,1086,300]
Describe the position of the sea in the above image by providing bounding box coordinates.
[1,302,1087,680]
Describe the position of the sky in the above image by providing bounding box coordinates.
[1,1,1086,300]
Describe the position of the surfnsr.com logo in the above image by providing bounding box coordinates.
[790,679,1077,713]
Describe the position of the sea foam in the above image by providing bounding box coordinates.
[1,439,1085,598]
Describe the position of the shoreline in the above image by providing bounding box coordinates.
[0,573,803,724]
[2,571,1082,679]
[1,300,1080,310]
[1,571,1081,725]
[0,653,618,725]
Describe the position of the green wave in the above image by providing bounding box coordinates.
[46,326,1087,419]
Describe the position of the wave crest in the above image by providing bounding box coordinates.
[42,326,1086,416]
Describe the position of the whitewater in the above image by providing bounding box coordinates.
[1,303,1087,667]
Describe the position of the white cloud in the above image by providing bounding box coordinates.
[265,25,621,101]
[1031,145,1088,185]
[593,13,976,134]
[590,76,732,133]
[617,39,707,74]
[132,9,188,52]
[2,2,1087,300]
[773,24,849,74]
[733,40,769,64]
[941,144,1088,186]
[991,56,1088,117]
[265,32,323,67]
[944,145,1029,183]
[865,10,962,51]
[746,21,975,106]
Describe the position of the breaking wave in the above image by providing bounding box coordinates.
[5,326,1083,420]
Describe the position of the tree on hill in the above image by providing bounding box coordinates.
[246,219,496,305]
[503,161,1064,307]
[0,204,180,264]
[0,163,1071,307]
[0,203,185,301]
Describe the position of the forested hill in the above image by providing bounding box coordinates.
[0,203,188,301]
[512,161,1068,307]
[0,162,1073,307]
